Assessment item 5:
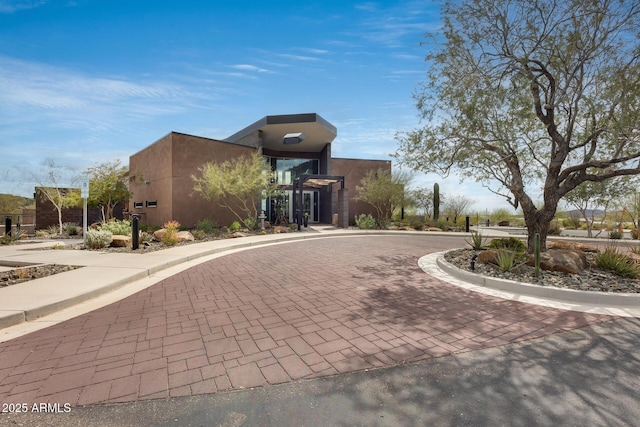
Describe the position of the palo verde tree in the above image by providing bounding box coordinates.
[31,159,78,234]
[355,168,413,228]
[395,0,640,252]
[85,160,131,222]
[192,152,277,228]
[410,186,435,221]
[443,194,473,224]
[563,174,634,237]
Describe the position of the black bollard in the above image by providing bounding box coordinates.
[5,216,11,237]
[465,216,470,232]
[132,214,140,250]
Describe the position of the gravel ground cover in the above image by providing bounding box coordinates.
[444,248,640,293]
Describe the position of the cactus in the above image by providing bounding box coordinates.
[433,183,440,220]
[534,232,541,277]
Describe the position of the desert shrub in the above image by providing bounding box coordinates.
[0,229,26,245]
[356,214,377,230]
[244,217,258,230]
[86,229,113,249]
[596,246,640,278]
[487,237,526,253]
[609,230,623,239]
[162,220,180,246]
[63,223,79,236]
[548,220,561,235]
[410,220,425,230]
[35,230,49,238]
[162,232,178,247]
[191,229,207,240]
[228,221,242,231]
[631,229,638,240]
[140,224,160,233]
[196,219,217,234]
[99,219,131,236]
[434,219,450,231]
[46,225,59,236]
[139,231,154,243]
[562,217,581,229]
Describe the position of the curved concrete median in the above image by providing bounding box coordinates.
[419,252,640,317]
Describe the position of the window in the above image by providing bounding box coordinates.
[267,157,319,185]
[133,201,143,209]
[146,200,157,208]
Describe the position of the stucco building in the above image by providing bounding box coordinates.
[128,113,391,228]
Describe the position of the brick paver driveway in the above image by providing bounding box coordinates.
[0,235,612,407]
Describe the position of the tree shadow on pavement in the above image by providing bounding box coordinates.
[10,318,638,427]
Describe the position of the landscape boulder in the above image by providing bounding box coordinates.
[153,229,166,241]
[476,249,501,264]
[110,235,132,247]
[176,231,195,242]
[476,248,588,275]
[526,249,588,274]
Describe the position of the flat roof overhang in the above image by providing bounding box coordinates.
[295,174,345,189]
[225,113,337,153]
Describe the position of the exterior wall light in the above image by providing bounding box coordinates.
[282,133,305,145]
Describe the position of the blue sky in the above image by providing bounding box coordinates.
[0,0,513,213]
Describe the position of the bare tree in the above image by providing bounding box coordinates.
[443,194,473,224]
[31,159,78,234]
[410,187,435,221]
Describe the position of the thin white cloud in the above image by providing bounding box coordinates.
[355,2,378,12]
[350,1,440,48]
[0,0,47,13]
[276,53,323,62]
[393,53,422,61]
[0,56,183,111]
[230,64,274,73]
[296,47,330,55]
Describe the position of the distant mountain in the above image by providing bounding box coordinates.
[0,194,35,214]
[566,209,605,217]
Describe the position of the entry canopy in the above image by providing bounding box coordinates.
[296,174,345,189]
[225,113,337,153]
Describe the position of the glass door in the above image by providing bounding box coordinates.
[303,191,319,223]
[288,190,319,223]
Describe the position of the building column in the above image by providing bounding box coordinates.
[337,188,349,228]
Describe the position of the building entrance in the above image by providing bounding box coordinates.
[295,190,319,223]
[267,190,319,225]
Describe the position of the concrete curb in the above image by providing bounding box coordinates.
[435,253,640,308]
